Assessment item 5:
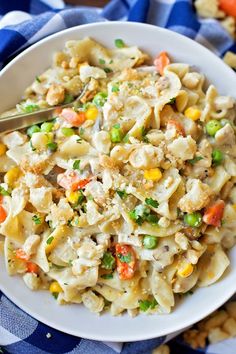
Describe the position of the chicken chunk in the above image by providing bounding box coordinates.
[215,124,235,146]
[129,145,164,169]
[168,136,197,161]
[23,234,40,257]
[46,84,65,106]
[178,179,212,213]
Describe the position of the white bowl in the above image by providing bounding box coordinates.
[0,22,235,342]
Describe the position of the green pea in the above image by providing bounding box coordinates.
[93,92,107,107]
[143,235,158,249]
[41,122,54,133]
[115,39,125,48]
[27,125,40,137]
[184,212,202,227]
[61,127,75,137]
[110,125,123,143]
[206,120,222,136]
[212,149,224,166]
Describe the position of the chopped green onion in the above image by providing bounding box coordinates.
[99,58,106,65]
[184,212,202,227]
[143,235,158,249]
[61,127,75,136]
[206,120,222,137]
[212,149,224,166]
[115,38,125,48]
[93,92,108,107]
[27,125,40,137]
[41,122,54,133]
[72,160,80,171]
[35,76,41,83]
[101,252,115,270]
[47,142,58,152]
[145,198,159,208]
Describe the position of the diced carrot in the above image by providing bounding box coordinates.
[57,171,90,191]
[27,262,39,274]
[203,200,225,227]
[115,244,136,280]
[0,205,7,223]
[154,51,170,75]
[60,108,86,127]
[219,0,236,17]
[15,248,29,261]
[76,178,90,189]
[167,119,186,136]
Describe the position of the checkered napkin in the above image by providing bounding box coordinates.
[0,1,235,353]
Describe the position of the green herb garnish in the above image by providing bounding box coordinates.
[73,159,81,171]
[0,186,10,196]
[145,198,159,208]
[104,67,113,73]
[32,215,41,225]
[99,58,106,65]
[46,236,54,245]
[139,298,158,312]
[188,156,203,165]
[116,189,127,200]
[112,85,120,93]
[169,97,176,105]
[101,273,113,279]
[101,252,115,270]
[117,253,131,263]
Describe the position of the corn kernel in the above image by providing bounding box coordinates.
[184,107,201,121]
[85,106,98,121]
[4,166,21,187]
[0,143,7,156]
[49,281,63,294]
[65,190,80,204]
[177,262,194,278]
[144,168,162,182]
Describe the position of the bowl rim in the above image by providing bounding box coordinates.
[0,21,236,342]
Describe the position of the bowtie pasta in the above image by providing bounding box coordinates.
[0,38,236,316]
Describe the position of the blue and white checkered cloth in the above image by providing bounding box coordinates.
[0,1,235,353]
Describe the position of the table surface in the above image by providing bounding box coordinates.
[65,0,109,6]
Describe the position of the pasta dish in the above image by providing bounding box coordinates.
[0,38,235,316]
